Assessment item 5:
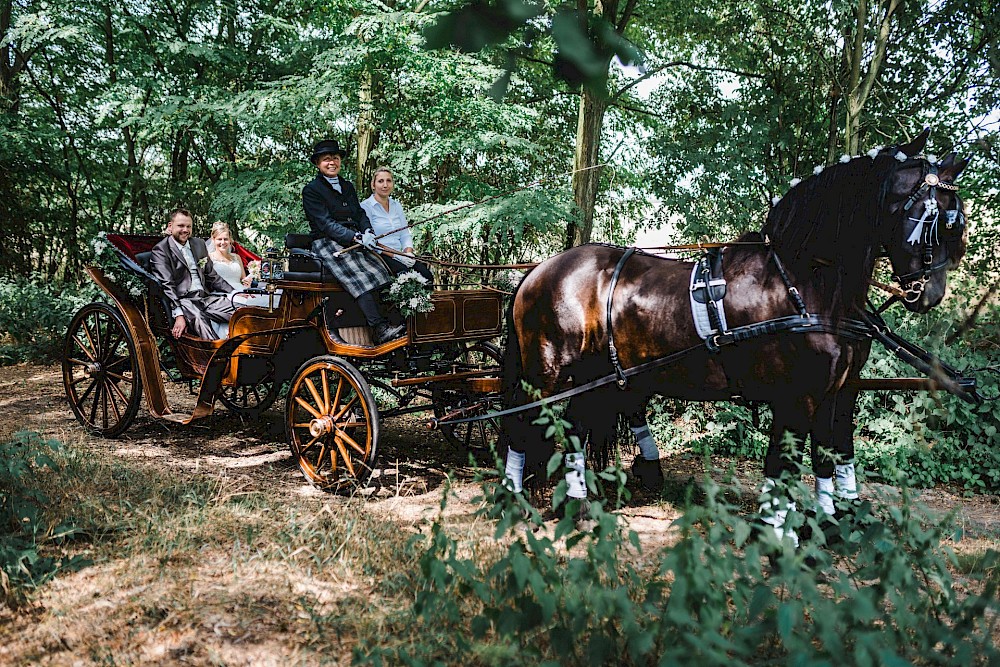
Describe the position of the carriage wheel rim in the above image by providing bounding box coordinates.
[63,303,142,437]
[287,358,378,491]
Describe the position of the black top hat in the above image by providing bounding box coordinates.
[310,139,346,163]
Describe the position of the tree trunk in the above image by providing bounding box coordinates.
[842,0,900,154]
[565,85,608,249]
[356,67,375,188]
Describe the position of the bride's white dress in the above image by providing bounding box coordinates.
[212,252,282,309]
[212,254,244,290]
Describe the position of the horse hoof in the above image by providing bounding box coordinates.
[630,457,664,492]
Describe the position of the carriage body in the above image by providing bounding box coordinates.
[63,233,504,491]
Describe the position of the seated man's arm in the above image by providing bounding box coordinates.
[149,243,187,338]
[303,187,356,246]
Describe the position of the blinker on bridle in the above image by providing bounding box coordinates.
[892,161,964,303]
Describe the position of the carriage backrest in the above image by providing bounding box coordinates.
[106,233,261,267]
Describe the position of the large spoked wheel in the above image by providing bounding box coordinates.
[432,341,503,456]
[62,302,143,438]
[285,356,379,493]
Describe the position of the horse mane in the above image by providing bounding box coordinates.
[761,151,903,314]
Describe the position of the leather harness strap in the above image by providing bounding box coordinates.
[607,247,637,387]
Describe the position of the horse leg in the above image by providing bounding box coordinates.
[760,398,816,546]
[808,388,860,517]
[627,403,664,491]
[830,388,861,503]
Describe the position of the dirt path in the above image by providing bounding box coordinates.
[1,363,997,665]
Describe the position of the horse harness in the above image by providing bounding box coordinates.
[438,241,982,428]
[605,245,868,389]
[893,161,965,303]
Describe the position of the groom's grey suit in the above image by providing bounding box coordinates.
[150,236,235,339]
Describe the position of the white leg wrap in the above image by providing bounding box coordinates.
[815,476,835,516]
[565,451,587,499]
[630,423,659,461]
[835,463,859,500]
[504,448,525,494]
[759,478,799,547]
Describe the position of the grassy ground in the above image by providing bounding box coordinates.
[0,363,997,665]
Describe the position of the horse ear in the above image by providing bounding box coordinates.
[939,156,971,182]
[899,127,931,157]
[938,152,956,168]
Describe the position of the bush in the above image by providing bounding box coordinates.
[1,431,89,605]
[355,407,1000,665]
[0,277,100,364]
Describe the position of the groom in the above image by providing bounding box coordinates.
[150,208,236,339]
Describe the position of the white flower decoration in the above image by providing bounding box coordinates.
[866,148,880,158]
[839,154,851,163]
[813,165,824,175]
[927,154,937,163]
[789,178,801,188]
[771,196,781,207]
[895,151,908,162]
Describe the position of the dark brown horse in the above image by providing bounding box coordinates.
[501,130,970,533]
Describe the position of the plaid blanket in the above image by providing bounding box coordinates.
[311,237,393,298]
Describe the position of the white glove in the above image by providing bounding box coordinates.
[396,252,417,268]
[360,229,377,249]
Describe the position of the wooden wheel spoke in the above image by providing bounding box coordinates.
[332,394,359,422]
[298,434,321,454]
[304,377,324,413]
[105,377,130,407]
[104,355,130,372]
[294,395,322,420]
[335,438,355,476]
[94,313,104,354]
[89,381,102,425]
[105,381,124,422]
[321,443,333,472]
[101,330,124,363]
[322,369,330,414]
[337,430,367,456]
[77,377,98,406]
[67,356,92,367]
[105,370,133,384]
[330,376,344,418]
[72,335,97,362]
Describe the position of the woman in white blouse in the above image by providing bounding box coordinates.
[360,167,433,282]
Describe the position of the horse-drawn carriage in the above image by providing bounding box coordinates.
[62,233,505,492]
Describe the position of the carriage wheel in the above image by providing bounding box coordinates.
[62,302,143,438]
[219,375,281,418]
[432,341,503,457]
[285,356,379,492]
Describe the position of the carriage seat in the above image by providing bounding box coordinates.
[282,233,339,284]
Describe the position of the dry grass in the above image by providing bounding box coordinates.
[0,363,997,665]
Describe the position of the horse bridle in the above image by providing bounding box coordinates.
[890,160,964,303]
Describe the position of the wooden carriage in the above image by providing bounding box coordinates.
[62,233,505,491]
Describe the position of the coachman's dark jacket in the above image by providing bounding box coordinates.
[302,175,372,245]
[302,173,393,298]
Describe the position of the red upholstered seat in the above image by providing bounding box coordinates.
[106,233,261,264]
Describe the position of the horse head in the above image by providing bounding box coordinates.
[878,129,970,313]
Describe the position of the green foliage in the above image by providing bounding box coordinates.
[0,277,100,364]
[1,432,88,605]
[355,411,1000,665]
[853,276,1000,495]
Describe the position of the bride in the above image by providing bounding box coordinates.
[208,222,252,290]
